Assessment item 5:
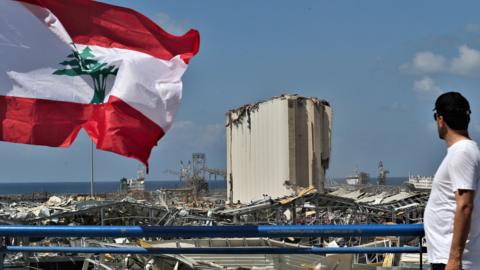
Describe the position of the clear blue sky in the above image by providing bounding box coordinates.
[2,0,480,182]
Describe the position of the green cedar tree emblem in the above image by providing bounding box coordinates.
[53,47,119,104]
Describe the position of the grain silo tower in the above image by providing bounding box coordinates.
[226,94,332,203]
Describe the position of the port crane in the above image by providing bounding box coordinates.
[164,153,226,196]
[377,161,390,185]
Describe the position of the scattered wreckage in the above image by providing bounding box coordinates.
[0,185,427,269]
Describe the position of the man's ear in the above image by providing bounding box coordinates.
[439,116,453,131]
[438,115,446,127]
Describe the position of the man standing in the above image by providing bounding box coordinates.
[425,92,480,270]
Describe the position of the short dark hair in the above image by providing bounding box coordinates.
[434,92,471,130]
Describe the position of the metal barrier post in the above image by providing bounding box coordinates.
[419,240,423,270]
[0,249,4,270]
[0,237,5,270]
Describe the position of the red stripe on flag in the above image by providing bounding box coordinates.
[17,0,200,63]
[0,96,86,147]
[86,96,165,168]
[0,95,164,168]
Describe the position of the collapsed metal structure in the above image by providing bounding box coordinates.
[0,183,428,269]
[0,185,427,228]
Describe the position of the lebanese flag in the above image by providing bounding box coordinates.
[0,0,200,168]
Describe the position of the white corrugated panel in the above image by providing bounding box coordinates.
[226,95,332,204]
[187,254,275,269]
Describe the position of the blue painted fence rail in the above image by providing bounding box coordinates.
[0,224,424,238]
[5,246,425,255]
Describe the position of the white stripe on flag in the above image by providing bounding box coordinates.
[0,1,187,131]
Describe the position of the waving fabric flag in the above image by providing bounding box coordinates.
[0,0,200,168]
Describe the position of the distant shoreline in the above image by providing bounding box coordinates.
[0,177,409,183]
[0,180,227,195]
[0,180,227,183]
[0,178,410,195]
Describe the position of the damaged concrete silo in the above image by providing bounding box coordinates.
[226,94,332,204]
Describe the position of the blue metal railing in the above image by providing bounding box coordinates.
[5,246,425,254]
[0,224,424,238]
[0,224,426,269]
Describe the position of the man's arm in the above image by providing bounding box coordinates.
[447,189,475,270]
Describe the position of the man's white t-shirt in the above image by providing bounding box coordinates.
[424,139,480,268]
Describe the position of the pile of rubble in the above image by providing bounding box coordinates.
[0,185,428,269]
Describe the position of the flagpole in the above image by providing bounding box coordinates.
[91,140,95,198]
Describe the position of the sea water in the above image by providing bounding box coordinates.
[0,180,227,195]
[0,177,408,195]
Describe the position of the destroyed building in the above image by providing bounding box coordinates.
[226,94,332,203]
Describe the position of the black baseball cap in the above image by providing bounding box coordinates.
[434,92,470,116]
[434,92,471,130]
